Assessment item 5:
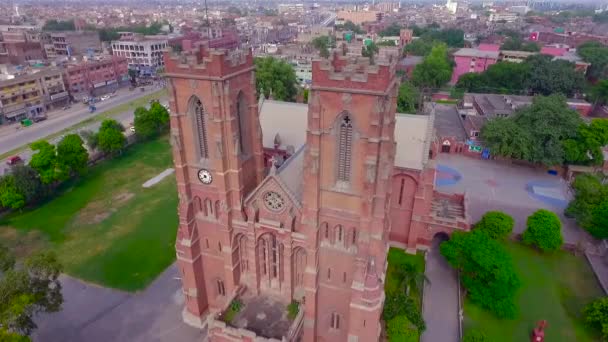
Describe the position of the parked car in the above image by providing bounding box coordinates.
[62,105,71,110]
[32,116,47,123]
[6,156,23,166]
[100,95,110,101]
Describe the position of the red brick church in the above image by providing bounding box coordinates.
[163,44,469,342]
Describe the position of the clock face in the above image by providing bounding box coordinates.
[263,191,285,212]
[198,169,213,184]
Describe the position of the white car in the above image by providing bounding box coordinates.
[100,95,110,101]
[129,126,136,133]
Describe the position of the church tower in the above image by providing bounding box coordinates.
[300,53,398,341]
[163,44,264,327]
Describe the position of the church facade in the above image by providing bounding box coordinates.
[163,44,468,342]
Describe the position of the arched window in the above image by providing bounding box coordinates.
[330,312,341,329]
[335,225,343,243]
[192,98,209,159]
[236,92,248,155]
[337,114,353,182]
[351,229,357,246]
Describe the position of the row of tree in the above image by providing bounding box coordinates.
[0,103,169,212]
[441,209,564,319]
[403,26,465,56]
[481,95,608,167]
[566,173,608,239]
[456,55,586,97]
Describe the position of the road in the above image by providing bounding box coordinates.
[0,86,167,175]
[0,86,163,155]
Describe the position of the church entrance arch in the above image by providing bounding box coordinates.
[431,231,450,249]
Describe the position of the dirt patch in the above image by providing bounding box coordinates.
[0,226,48,258]
[74,192,135,226]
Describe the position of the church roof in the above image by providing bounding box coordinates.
[394,113,433,171]
[259,99,308,150]
[277,145,306,203]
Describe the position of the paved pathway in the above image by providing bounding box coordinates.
[33,263,205,342]
[421,239,460,342]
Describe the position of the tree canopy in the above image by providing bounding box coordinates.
[29,140,58,185]
[378,23,402,37]
[97,119,126,154]
[42,20,75,31]
[133,102,170,140]
[566,173,608,239]
[578,41,608,80]
[335,21,364,34]
[500,38,540,52]
[522,209,564,252]
[481,95,587,166]
[474,211,514,240]
[441,230,520,318]
[0,246,63,339]
[254,57,298,101]
[404,39,436,56]
[56,134,89,180]
[409,25,464,48]
[397,82,420,114]
[311,36,334,58]
[411,43,452,90]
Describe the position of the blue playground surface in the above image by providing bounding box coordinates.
[525,180,568,209]
[435,164,463,187]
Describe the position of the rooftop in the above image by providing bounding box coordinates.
[277,145,306,203]
[225,293,292,339]
[453,48,500,59]
[433,104,466,141]
[259,99,308,150]
[394,113,433,171]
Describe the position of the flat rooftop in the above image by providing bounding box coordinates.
[228,293,292,339]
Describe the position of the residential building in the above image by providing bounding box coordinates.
[488,12,518,23]
[63,55,129,99]
[499,50,535,63]
[530,31,608,47]
[0,29,45,64]
[44,31,101,59]
[540,46,590,74]
[111,34,168,75]
[336,10,381,25]
[278,3,306,14]
[450,46,500,84]
[0,67,68,124]
[164,45,469,342]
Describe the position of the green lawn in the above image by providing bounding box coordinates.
[464,241,604,341]
[0,137,178,291]
[385,247,426,305]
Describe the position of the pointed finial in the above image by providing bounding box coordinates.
[269,155,278,175]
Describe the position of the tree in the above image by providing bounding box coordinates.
[565,173,608,239]
[0,176,25,210]
[42,20,75,31]
[10,165,44,205]
[361,41,379,60]
[254,57,298,101]
[440,230,520,318]
[397,262,429,296]
[311,36,334,58]
[525,55,585,97]
[379,23,402,37]
[29,140,57,184]
[522,209,563,252]
[474,211,514,240]
[335,21,364,34]
[583,297,608,339]
[97,119,126,155]
[578,41,608,80]
[386,315,418,342]
[403,39,435,56]
[0,247,63,338]
[397,82,420,114]
[80,130,99,151]
[382,292,425,332]
[133,103,169,140]
[56,134,88,179]
[591,79,608,108]
[302,88,309,103]
[455,72,486,93]
[480,117,533,161]
[521,42,540,52]
[411,43,452,90]
[564,119,608,165]
[0,244,15,272]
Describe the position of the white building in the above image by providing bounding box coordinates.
[110,34,168,75]
[446,0,458,14]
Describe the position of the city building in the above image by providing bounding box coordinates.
[63,55,129,99]
[498,50,535,63]
[111,34,168,75]
[540,46,590,74]
[278,3,306,14]
[44,31,101,59]
[488,12,518,23]
[0,29,45,64]
[530,31,608,47]
[0,67,68,124]
[163,45,469,341]
[446,0,458,14]
[336,10,381,25]
[450,45,500,84]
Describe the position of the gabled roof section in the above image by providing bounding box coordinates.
[258,99,308,150]
[277,145,306,203]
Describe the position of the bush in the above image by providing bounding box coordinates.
[287,301,299,320]
[463,329,489,342]
[522,209,563,252]
[474,211,514,240]
[382,292,425,332]
[583,297,608,339]
[386,315,419,342]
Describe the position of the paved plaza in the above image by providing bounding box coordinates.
[33,264,205,342]
[435,154,588,245]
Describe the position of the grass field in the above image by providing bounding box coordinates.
[464,241,604,341]
[385,247,426,305]
[0,137,177,291]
